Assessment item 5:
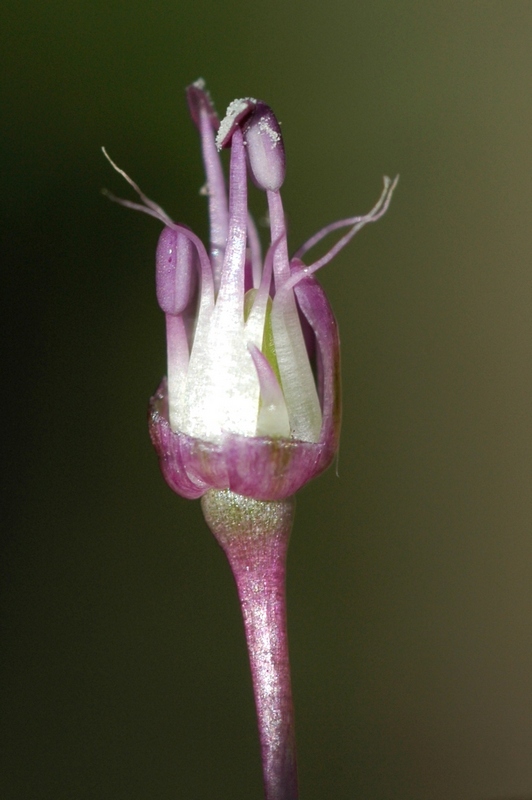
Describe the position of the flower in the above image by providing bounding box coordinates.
[104,80,397,501]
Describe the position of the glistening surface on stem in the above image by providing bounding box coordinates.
[201,489,298,800]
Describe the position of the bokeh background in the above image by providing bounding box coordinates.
[2,2,532,798]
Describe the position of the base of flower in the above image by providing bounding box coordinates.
[201,489,298,800]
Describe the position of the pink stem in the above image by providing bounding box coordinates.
[201,490,298,800]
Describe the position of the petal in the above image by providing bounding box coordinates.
[148,382,208,499]
[165,314,190,431]
[265,190,322,443]
[293,271,341,471]
[270,269,322,442]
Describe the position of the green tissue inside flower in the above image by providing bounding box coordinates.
[244,290,282,388]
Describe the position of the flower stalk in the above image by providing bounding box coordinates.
[201,489,298,800]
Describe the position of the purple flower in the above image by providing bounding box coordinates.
[104,80,397,502]
[104,86,397,797]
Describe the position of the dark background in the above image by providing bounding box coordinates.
[2,2,532,798]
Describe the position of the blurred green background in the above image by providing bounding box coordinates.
[2,1,532,798]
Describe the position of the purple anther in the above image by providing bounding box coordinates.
[186,78,219,131]
[156,226,195,316]
[243,102,286,192]
[216,97,257,150]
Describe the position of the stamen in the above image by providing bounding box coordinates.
[243,102,286,192]
[266,189,291,288]
[190,90,229,290]
[245,234,279,348]
[215,128,248,314]
[247,212,263,289]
